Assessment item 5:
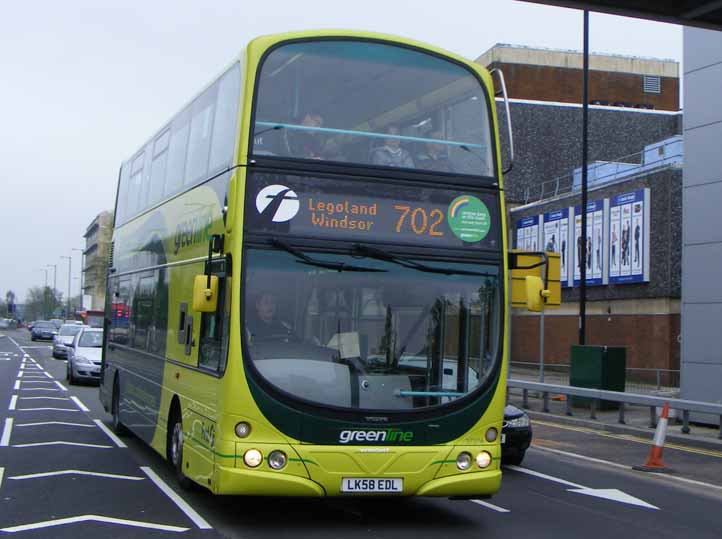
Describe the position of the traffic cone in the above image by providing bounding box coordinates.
[633,402,671,473]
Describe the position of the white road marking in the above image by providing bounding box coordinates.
[15,408,79,412]
[16,371,22,379]
[9,396,18,411]
[13,380,20,390]
[506,465,658,510]
[0,467,3,488]
[1,418,13,446]
[470,499,511,513]
[9,470,144,481]
[20,397,70,401]
[20,345,52,349]
[16,388,59,392]
[19,364,24,370]
[141,466,213,529]
[94,419,127,448]
[70,396,89,412]
[43,371,53,379]
[21,381,55,385]
[530,445,722,493]
[12,441,112,449]
[0,515,189,533]
[55,381,68,391]
[16,421,94,427]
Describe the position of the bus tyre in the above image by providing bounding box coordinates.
[111,379,129,436]
[169,410,195,491]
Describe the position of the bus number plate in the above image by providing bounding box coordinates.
[342,478,403,493]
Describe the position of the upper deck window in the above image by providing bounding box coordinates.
[252,40,494,177]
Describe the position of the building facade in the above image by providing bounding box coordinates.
[681,28,722,418]
[83,211,113,311]
[477,44,679,111]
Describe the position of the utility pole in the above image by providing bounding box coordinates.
[39,268,49,319]
[579,10,590,346]
[72,248,84,309]
[61,255,72,319]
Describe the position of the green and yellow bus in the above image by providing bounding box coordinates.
[100,30,539,498]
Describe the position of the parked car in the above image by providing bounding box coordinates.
[31,321,57,341]
[66,327,103,385]
[27,321,37,331]
[0,319,10,329]
[501,404,532,465]
[52,324,84,359]
[49,319,64,330]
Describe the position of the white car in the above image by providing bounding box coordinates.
[52,324,83,358]
[66,327,103,385]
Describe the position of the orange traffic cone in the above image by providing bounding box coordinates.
[633,402,671,473]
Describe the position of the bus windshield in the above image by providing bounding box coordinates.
[252,40,494,177]
[243,248,501,411]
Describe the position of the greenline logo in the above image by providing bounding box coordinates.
[339,429,413,444]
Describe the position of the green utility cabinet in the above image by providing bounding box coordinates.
[570,345,626,409]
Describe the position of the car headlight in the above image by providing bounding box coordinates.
[506,415,530,428]
[74,355,93,365]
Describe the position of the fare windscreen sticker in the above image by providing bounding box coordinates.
[245,174,500,250]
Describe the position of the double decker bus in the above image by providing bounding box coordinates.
[100,30,537,498]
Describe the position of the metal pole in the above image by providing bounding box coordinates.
[61,256,72,319]
[539,310,545,382]
[579,10,589,345]
[72,248,84,310]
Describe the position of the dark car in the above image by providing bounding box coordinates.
[31,321,57,341]
[501,404,532,465]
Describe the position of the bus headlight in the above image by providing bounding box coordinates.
[268,450,287,470]
[485,427,498,442]
[235,422,251,438]
[456,452,472,471]
[243,449,263,468]
[476,451,492,469]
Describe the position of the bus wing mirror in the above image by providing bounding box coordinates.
[193,275,219,313]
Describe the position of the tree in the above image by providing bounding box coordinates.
[24,286,63,321]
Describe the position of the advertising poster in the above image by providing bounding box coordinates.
[609,189,650,283]
[543,208,571,287]
[573,200,605,286]
[516,215,540,251]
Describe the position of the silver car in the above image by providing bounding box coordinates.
[52,324,84,358]
[66,327,103,385]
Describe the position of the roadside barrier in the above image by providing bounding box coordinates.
[633,402,670,472]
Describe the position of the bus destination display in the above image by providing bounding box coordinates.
[245,173,500,250]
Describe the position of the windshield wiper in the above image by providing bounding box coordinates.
[271,239,386,273]
[352,243,493,277]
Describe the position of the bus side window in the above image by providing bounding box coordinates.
[198,275,227,373]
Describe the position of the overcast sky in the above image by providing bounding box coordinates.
[0,0,682,304]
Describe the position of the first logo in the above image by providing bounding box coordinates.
[255,184,300,223]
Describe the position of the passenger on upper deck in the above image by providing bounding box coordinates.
[416,131,453,173]
[284,112,325,159]
[370,126,414,168]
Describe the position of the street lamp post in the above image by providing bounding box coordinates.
[72,248,84,310]
[39,268,49,319]
[61,255,72,319]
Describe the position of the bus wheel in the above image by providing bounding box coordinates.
[111,378,128,436]
[168,408,195,490]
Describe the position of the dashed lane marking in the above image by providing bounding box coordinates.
[54,381,68,391]
[9,396,17,411]
[12,441,112,449]
[94,420,127,448]
[70,396,90,412]
[470,499,511,513]
[13,380,19,390]
[0,515,189,533]
[0,467,4,488]
[1,419,13,446]
[141,466,213,529]
[16,421,94,428]
[9,470,145,481]
[43,371,53,379]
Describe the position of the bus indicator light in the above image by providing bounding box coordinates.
[235,422,251,438]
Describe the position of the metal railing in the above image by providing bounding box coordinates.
[510,362,680,394]
[507,379,722,439]
[521,137,683,205]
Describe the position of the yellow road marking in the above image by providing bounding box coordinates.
[533,419,722,459]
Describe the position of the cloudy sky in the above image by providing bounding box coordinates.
[0,0,682,303]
